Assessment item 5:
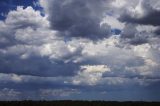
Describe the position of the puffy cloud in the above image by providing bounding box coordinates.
[5,6,49,28]
[75,37,160,85]
[0,6,80,77]
[15,27,58,45]
[0,6,49,49]
[119,0,160,26]
[117,0,160,37]
[112,0,160,43]
[131,44,160,77]
[101,15,125,30]
[40,0,112,40]
[72,65,110,85]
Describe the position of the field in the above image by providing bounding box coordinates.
[0,101,160,106]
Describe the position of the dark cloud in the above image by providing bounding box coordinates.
[119,11,160,26]
[154,28,160,36]
[120,24,149,45]
[41,0,111,40]
[0,54,79,77]
[121,24,137,39]
[119,0,160,26]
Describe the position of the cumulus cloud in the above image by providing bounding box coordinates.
[0,6,49,49]
[101,15,124,30]
[0,6,80,77]
[119,0,160,26]
[118,0,160,38]
[5,6,49,29]
[39,0,112,40]
[72,65,110,85]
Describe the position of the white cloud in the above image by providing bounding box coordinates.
[101,15,124,30]
[15,27,58,45]
[72,65,110,85]
[112,0,127,8]
[5,6,49,28]
[127,43,160,77]
[11,74,22,83]
[132,0,145,18]
[0,6,51,50]
[136,25,158,32]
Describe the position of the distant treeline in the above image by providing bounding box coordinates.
[0,100,160,106]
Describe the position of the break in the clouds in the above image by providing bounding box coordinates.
[0,0,160,101]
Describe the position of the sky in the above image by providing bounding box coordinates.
[0,0,160,101]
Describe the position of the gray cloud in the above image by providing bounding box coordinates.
[115,0,160,44]
[40,0,112,40]
[119,0,160,26]
[120,24,149,45]
[0,54,79,77]
[0,6,81,77]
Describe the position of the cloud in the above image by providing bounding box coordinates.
[120,24,150,45]
[0,88,21,101]
[0,6,81,77]
[39,89,80,98]
[112,0,127,8]
[72,65,110,85]
[40,0,112,40]
[112,0,160,44]
[0,0,160,101]
[75,37,160,84]
[119,0,160,26]
[0,6,49,49]
[101,15,125,30]
[5,6,49,28]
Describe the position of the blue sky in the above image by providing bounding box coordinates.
[0,0,43,19]
[0,0,160,101]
